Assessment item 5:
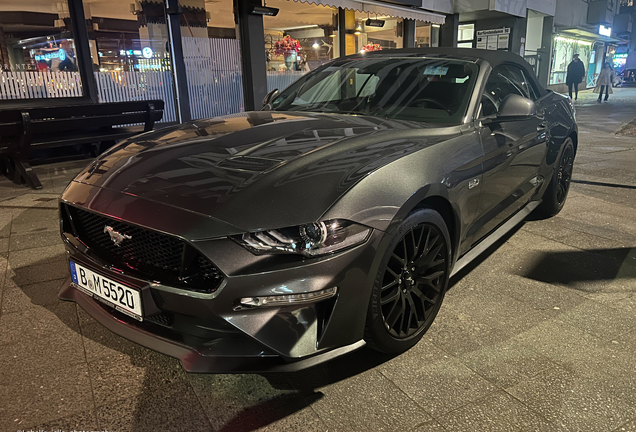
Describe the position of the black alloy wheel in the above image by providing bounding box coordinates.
[365,208,450,353]
[381,223,446,338]
[535,138,575,219]
[556,144,574,206]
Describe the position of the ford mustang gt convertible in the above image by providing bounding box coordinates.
[58,48,577,372]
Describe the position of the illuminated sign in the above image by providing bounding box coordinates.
[599,25,612,36]
[34,49,66,62]
[119,49,144,57]
[119,48,154,58]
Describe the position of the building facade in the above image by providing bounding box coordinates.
[0,0,450,123]
[443,0,557,85]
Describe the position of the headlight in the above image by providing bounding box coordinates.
[235,219,372,257]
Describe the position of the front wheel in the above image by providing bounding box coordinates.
[364,209,451,353]
[535,138,575,218]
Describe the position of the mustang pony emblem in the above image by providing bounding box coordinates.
[104,226,131,247]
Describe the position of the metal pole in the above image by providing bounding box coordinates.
[338,8,346,57]
[235,0,268,111]
[166,0,191,123]
[403,19,416,48]
[439,13,459,47]
[68,0,98,103]
[537,16,554,87]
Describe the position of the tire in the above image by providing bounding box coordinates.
[535,138,575,219]
[364,208,451,353]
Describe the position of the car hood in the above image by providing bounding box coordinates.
[72,111,459,233]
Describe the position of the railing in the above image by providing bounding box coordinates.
[587,73,599,88]
[267,71,306,93]
[1,59,306,120]
[0,71,83,99]
[94,71,177,123]
[0,70,176,123]
[182,37,244,120]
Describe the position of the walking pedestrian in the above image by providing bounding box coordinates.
[594,62,615,103]
[566,54,586,100]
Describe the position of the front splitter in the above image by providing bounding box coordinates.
[58,277,365,373]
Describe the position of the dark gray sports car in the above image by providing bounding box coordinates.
[58,48,577,372]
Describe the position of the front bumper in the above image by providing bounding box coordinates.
[58,184,385,372]
[59,278,365,372]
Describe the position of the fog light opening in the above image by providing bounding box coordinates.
[240,286,337,307]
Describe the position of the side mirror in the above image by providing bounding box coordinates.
[261,88,279,110]
[495,94,536,120]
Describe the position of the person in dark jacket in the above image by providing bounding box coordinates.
[566,54,586,100]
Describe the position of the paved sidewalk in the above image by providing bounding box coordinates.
[1,88,636,432]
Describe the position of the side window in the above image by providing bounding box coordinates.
[520,69,540,100]
[480,64,534,117]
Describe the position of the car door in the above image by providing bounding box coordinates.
[471,64,548,243]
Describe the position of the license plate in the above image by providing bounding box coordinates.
[70,261,143,321]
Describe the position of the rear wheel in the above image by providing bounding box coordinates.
[365,209,451,353]
[535,138,574,218]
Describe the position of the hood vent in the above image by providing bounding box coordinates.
[217,156,283,172]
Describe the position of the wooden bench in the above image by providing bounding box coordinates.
[0,100,164,189]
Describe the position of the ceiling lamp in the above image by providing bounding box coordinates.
[249,5,279,16]
[365,19,385,27]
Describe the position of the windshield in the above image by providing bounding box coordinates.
[270,57,478,125]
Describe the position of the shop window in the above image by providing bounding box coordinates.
[458,24,474,48]
[263,0,338,93]
[0,0,83,99]
[354,12,404,53]
[416,22,438,48]
[263,1,339,71]
[81,0,177,122]
[185,0,243,120]
[550,35,592,85]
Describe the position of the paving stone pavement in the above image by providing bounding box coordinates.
[1,88,636,432]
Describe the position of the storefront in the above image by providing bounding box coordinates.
[263,0,338,73]
[0,0,446,121]
[549,27,625,89]
[549,35,593,86]
[261,0,443,64]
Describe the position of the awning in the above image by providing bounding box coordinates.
[292,0,446,24]
[559,28,625,44]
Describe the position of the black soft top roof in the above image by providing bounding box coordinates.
[358,47,525,68]
[347,47,546,96]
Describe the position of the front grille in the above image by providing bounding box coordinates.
[62,204,223,293]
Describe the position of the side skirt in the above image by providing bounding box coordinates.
[451,200,540,277]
